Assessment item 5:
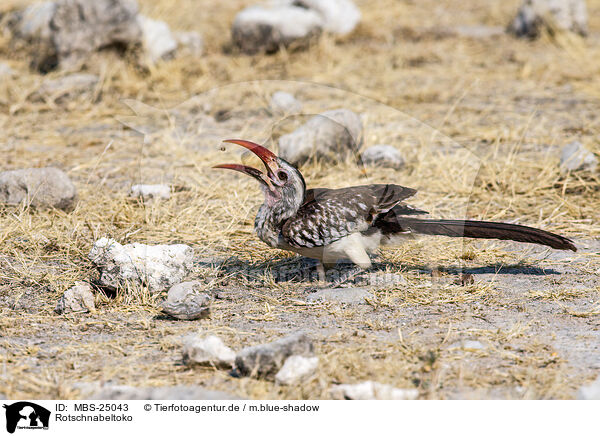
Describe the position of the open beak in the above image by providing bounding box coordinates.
[213,139,282,190]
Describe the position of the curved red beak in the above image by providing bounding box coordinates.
[213,139,282,189]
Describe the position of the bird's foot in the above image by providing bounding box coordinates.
[330,266,365,288]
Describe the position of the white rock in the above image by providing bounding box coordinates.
[167,281,203,303]
[278,108,362,165]
[560,141,597,173]
[294,0,361,35]
[360,145,405,169]
[578,375,600,400]
[35,74,99,102]
[161,281,210,320]
[55,281,95,314]
[137,15,178,64]
[448,340,486,350]
[232,5,323,54]
[235,332,313,378]
[270,91,302,114]
[183,335,236,368]
[509,0,588,37]
[174,31,204,57]
[0,167,77,211]
[330,381,418,400]
[89,238,193,293]
[463,340,485,350]
[16,1,56,41]
[275,355,319,385]
[12,0,142,72]
[130,184,171,201]
[0,63,15,78]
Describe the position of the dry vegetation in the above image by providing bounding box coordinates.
[0,0,599,399]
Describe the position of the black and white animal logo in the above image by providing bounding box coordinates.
[3,402,50,434]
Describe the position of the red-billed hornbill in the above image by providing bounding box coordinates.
[214,139,576,278]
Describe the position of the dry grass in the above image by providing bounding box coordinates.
[0,0,599,400]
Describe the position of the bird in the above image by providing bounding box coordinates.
[214,139,576,280]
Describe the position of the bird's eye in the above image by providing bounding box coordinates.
[277,170,288,182]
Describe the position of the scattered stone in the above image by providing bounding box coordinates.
[294,0,361,35]
[55,281,95,314]
[9,0,193,70]
[578,375,600,400]
[174,31,204,57]
[448,340,485,351]
[560,141,597,173]
[10,0,142,72]
[89,238,193,293]
[34,74,99,102]
[51,0,141,67]
[232,5,323,54]
[360,145,405,170]
[161,281,210,320]
[78,383,241,400]
[183,335,236,368]
[130,184,171,201]
[0,63,15,77]
[508,0,588,38]
[463,340,485,350]
[270,91,302,115]
[235,332,314,378]
[330,381,418,400]
[306,287,372,304]
[0,167,78,211]
[275,355,319,385]
[12,1,56,43]
[278,108,362,165]
[137,15,178,64]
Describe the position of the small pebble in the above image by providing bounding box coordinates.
[235,332,313,379]
[560,141,597,173]
[275,355,319,385]
[130,184,171,201]
[183,335,236,368]
[161,281,211,320]
[330,381,418,400]
[360,145,405,170]
[269,91,302,114]
[55,281,95,314]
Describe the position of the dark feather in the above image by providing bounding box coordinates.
[376,217,577,251]
[283,184,417,248]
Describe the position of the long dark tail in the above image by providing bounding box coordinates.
[376,217,577,251]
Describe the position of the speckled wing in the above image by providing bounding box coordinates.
[281,184,420,248]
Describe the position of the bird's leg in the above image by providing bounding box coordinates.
[316,261,327,282]
[315,260,358,287]
[324,234,373,287]
[330,264,366,288]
